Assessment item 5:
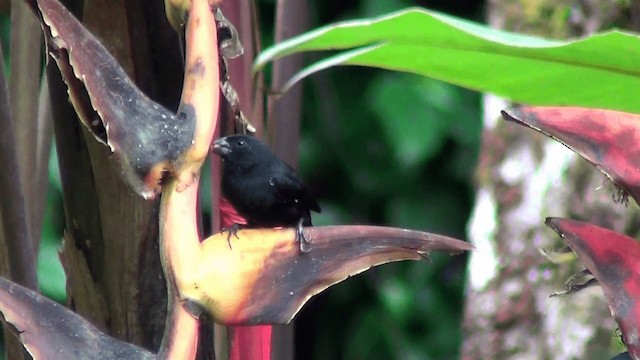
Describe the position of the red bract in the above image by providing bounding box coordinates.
[546,218,640,359]
[502,107,640,205]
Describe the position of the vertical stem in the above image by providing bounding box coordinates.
[158,180,201,360]
[219,0,264,135]
[0,7,37,359]
[10,0,44,250]
[266,0,308,165]
[266,2,310,359]
[159,0,220,358]
[0,30,37,291]
[33,80,54,246]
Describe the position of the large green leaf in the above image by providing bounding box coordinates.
[255,7,640,113]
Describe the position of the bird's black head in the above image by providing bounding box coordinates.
[212,135,272,167]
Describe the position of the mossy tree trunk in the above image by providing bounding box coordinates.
[462,1,640,359]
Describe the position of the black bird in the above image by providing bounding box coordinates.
[212,135,321,250]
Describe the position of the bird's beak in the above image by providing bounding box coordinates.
[212,138,231,156]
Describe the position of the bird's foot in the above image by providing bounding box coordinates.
[296,218,311,253]
[221,223,242,249]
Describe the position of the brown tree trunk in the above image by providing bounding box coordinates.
[462,1,640,359]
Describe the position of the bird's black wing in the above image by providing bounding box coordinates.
[270,163,321,213]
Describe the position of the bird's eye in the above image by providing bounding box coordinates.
[237,139,245,147]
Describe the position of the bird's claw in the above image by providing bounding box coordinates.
[296,218,311,253]
[221,223,241,249]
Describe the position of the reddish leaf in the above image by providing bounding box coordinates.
[546,217,640,358]
[501,107,640,205]
[37,0,195,199]
[0,276,153,359]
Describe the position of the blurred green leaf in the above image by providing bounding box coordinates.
[38,239,66,302]
[386,191,467,235]
[368,74,448,168]
[311,202,351,226]
[48,145,61,191]
[38,178,66,303]
[368,73,481,169]
[345,310,392,360]
[360,0,407,17]
[256,7,640,113]
[379,277,413,319]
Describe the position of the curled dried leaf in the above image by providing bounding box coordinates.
[0,276,154,359]
[37,0,196,199]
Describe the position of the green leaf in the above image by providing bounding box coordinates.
[368,74,449,168]
[38,239,66,302]
[38,181,66,303]
[368,73,481,169]
[255,7,640,113]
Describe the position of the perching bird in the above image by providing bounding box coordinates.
[212,135,321,250]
